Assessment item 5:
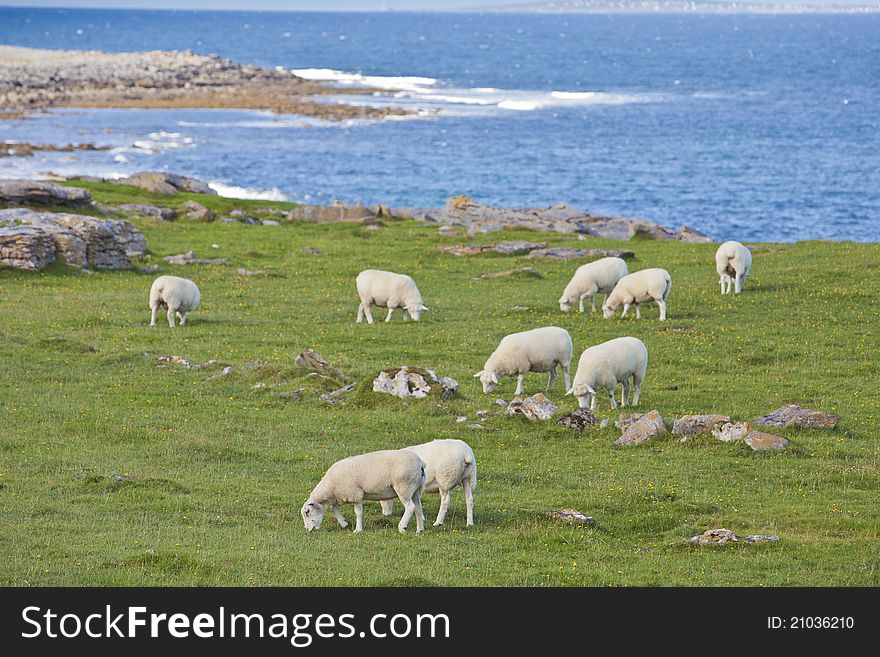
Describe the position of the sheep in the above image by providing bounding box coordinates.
[602,268,672,321]
[559,257,629,313]
[566,336,648,411]
[379,439,476,527]
[475,326,572,395]
[149,275,200,328]
[715,240,752,295]
[356,269,428,324]
[301,449,426,533]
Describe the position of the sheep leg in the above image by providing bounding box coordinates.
[562,363,571,391]
[588,393,596,411]
[735,271,744,294]
[166,307,177,328]
[547,366,557,391]
[608,387,617,409]
[379,499,395,516]
[354,502,364,532]
[434,488,451,526]
[150,305,158,327]
[385,307,394,322]
[332,506,349,529]
[399,499,416,533]
[414,488,425,534]
[515,374,525,396]
[632,373,643,406]
[356,302,365,323]
[590,295,597,312]
[657,298,667,321]
[719,276,726,295]
[635,303,641,319]
[402,308,409,321]
[463,477,475,527]
[621,303,631,318]
[363,303,374,325]
[177,312,187,326]
[621,379,631,407]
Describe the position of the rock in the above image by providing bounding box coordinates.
[234,268,263,276]
[455,416,468,423]
[286,202,371,223]
[163,251,229,265]
[615,410,667,446]
[755,404,839,430]
[117,203,176,221]
[294,349,350,382]
[252,382,267,390]
[526,247,635,260]
[615,413,644,431]
[677,225,713,243]
[690,529,779,545]
[495,399,507,406]
[0,208,145,270]
[744,430,790,451]
[506,393,558,421]
[547,509,594,525]
[182,200,214,222]
[556,408,597,431]
[440,241,547,257]
[0,224,55,270]
[472,267,543,281]
[138,265,161,274]
[672,414,732,437]
[156,355,193,368]
[302,247,321,255]
[371,367,458,400]
[120,172,217,196]
[0,179,91,207]
[262,219,280,226]
[279,389,305,401]
[320,382,356,404]
[712,421,753,443]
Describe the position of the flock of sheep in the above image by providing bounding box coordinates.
[147,239,753,533]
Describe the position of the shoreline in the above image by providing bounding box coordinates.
[0,45,404,122]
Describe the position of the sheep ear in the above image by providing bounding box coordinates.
[420,305,428,311]
[490,373,499,384]
[474,371,484,378]
[586,385,596,395]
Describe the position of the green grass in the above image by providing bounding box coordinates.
[1,182,878,586]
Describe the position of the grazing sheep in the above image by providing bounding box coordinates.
[603,268,672,321]
[380,439,477,527]
[301,450,426,533]
[149,275,200,328]
[475,326,572,395]
[559,257,629,313]
[566,336,648,411]
[356,269,428,324]
[715,240,752,295]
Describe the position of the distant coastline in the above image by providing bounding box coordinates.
[461,1,880,14]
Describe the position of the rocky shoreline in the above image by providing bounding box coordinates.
[0,45,403,121]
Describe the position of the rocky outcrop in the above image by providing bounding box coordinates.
[371,367,459,400]
[0,208,145,270]
[0,179,92,207]
[182,200,215,221]
[526,247,635,260]
[672,414,732,437]
[689,529,779,545]
[615,410,667,446]
[118,172,217,197]
[117,203,176,221]
[755,404,839,430]
[287,202,371,223]
[440,241,546,256]
[1,141,110,157]
[295,349,350,383]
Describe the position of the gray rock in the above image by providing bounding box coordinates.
[440,241,546,256]
[371,367,457,399]
[117,203,176,221]
[294,349,350,382]
[287,202,371,223]
[690,529,780,545]
[615,412,644,431]
[182,200,214,222]
[0,224,55,270]
[526,247,635,260]
[755,404,839,430]
[506,393,558,420]
[120,172,217,196]
[672,414,732,437]
[547,509,594,525]
[615,410,667,446]
[163,251,229,265]
[320,382,356,404]
[744,430,790,451]
[712,421,753,443]
[557,408,597,431]
[0,179,91,207]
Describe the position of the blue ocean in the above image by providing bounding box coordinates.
[1,7,878,242]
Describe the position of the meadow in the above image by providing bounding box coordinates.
[1,181,877,586]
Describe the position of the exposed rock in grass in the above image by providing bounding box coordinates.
[118,172,216,196]
[371,366,459,400]
[557,408,597,430]
[287,202,371,223]
[437,225,468,238]
[678,225,713,243]
[526,247,635,260]
[279,388,305,401]
[472,266,543,281]
[320,382,356,404]
[506,393,558,420]
[262,219,280,226]
[744,430,790,451]
[755,404,839,430]
[547,509,594,525]
[182,200,215,222]
[440,241,547,257]
[712,421,753,443]
[672,414,732,437]
[294,349,350,382]
[0,179,92,206]
[302,246,322,255]
[615,410,667,446]
[0,208,145,270]
[615,412,644,431]
[117,203,176,221]
[689,529,779,545]
[234,268,264,276]
[163,251,229,265]
[0,224,54,270]
[155,354,194,368]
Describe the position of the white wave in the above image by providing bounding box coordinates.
[498,100,541,111]
[292,68,438,93]
[177,117,331,129]
[208,182,289,202]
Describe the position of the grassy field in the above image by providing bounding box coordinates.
[1,181,878,586]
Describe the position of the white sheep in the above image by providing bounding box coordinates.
[149,275,200,328]
[566,336,648,411]
[602,268,672,321]
[475,326,572,395]
[301,450,426,533]
[715,240,752,295]
[559,257,629,313]
[356,269,428,324]
[380,439,476,527]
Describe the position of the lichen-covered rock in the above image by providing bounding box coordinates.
[119,172,217,196]
[118,203,176,221]
[557,408,597,431]
[744,430,789,451]
[506,393,558,420]
[371,366,458,399]
[755,404,839,430]
[0,179,91,206]
[182,200,215,222]
[690,529,779,545]
[615,412,644,431]
[0,224,55,270]
[672,414,732,437]
[547,509,594,525]
[440,241,546,256]
[525,247,635,260]
[163,251,229,265]
[712,421,753,443]
[615,410,667,446]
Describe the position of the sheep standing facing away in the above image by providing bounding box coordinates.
[356,269,428,324]
[380,439,477,527]
[567,336,648,411]
[559,257,629,313]
[715,240,752,295]
[475,326,573,395]
[301,450,426,533]
[603,268,672,321]
[149,275,200,328]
